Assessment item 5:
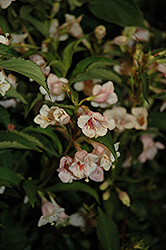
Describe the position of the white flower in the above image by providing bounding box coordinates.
[0,71,10,96]
[138,134,165,163]
[0,0,15,9]
[34,104,70,129]
[0,186,5,194]
[0,35,9,45]
[131,107,148,130]
[77,111,115,138]
[104,106,136,132]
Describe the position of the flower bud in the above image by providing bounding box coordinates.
[94,25,106,40]
[118,191,131,207]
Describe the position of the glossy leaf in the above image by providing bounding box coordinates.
[6,85,27,104]
[88,0,145,28]
[0,105,10,128]
[0,167,22,187]
[23,180,37,208]
[45,182,100,204]
[97,207,120,250]
[0,43,17,59]
[0,57,48,93]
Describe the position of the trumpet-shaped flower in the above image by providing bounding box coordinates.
[131,107,148,130]
[29,54,50,76]
[104,106,136,132]
[77,111,115,138]
[91,81,118,108]
[69,150,99,180]
[0,71,10,96]
[40,73,68,102]
[138,134,165,163]
[57,156,75,183]
[38,196,68,227]
[63,14,84,38]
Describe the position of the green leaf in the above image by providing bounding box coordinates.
[45,182,100,204]
[97,207,120,250]
[0,43,17,59]
[1,210,28,250]
[0,57,48,93]
[67,85,79,106]
[0,16,11,33]
[148,111,166,130]
[0,131,41,151]
[24,126,63,155]
[141,72,149,103]
[23,180,37,208]
[71,56,118,79]
[0,105,10,128]
[49,60,66,77]
[70,68,121,84]
[24,93,43,118]
[0,167,22,187]
[152,92,166,100]
[88,0,145,28]
[62,36,86,75]
[22,15,49,37]
[6,85,27,104]
[93,131,118,161]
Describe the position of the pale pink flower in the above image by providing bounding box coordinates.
[29,54,50,76]
[57,156,75,183]
[40,73,68,102]
[94,25,106,40]
[77,111,115,138]
[74,79,102,96]
[69,150,99,180]
[63,14,84,38]
[0,186,5,194]
[0,0,15,9]
[131,107,148,130]
[92,142,120,171]
[138,134,165,163]
[49,19,69,41]
[38,196,68,227]
[10,33,28,53]
[89,166,104,182]
[0,34,9,45]
[91,81,118,108]
[157,63,166,78]
[69,210,86,231]
[104,106,136,132]
[34,104,70,129]
[131,28,150,42]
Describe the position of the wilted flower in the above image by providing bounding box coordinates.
[138,134,165,163]
[94,25,106,40]
[131,107,148,130]
[0,71,10,96]
[38,196,68,227]
[77,110,115,138]
[34,104,70,129]
[91,81,118,108]
[104,106,136,132]
[40,73,68,102]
